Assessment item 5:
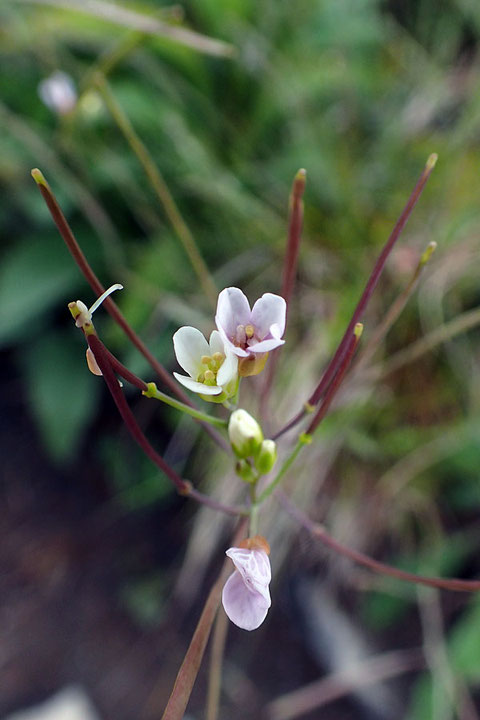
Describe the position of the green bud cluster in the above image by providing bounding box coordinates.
[229,409,277,480]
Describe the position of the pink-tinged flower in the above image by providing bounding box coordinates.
[173,327,238,402]
[215,288,286,365]
[222,536,271,631]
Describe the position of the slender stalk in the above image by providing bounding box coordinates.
[32,168,227,451]
[144,382,228,428]
[260,169,306,421]
[355,240,437,371]
[277,490,480,592]
[273,154,438,440]
[87,333,244,516]
[306,324,362,435]
[206,607,229,720]
[162,519,247,720]
[94,76,218,307]
[259,326,362,504]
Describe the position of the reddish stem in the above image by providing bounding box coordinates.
[273,155,437,440]
[87,334,242,516]
[306,326,361,435]
[278,491,480,592]
[32,169,227,451]
[260,169,306,422]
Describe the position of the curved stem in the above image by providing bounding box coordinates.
[88,334,244,516]
[278,491,480,592]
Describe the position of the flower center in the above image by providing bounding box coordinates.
[197,352,225,385]
[235,323,257,348]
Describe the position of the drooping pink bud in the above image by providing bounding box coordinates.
[222,537,271,631]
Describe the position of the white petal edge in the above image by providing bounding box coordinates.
[222,570,270,631]
[249,337,285,354]
[173,326,210,378]
[216,349,238,387]
[251,293,286,340]
[215,287,251,339]
[173,372,222,395]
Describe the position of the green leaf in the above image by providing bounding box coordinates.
[21,331,100,462]
[0,234,79,347]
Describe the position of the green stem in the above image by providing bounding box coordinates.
[256,435,309,505]
[144,382,228,428]
[249,483,260,535]
[95,75,218,308]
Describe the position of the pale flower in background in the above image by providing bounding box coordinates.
[173,327,238,402]
[38,71,77,115]
[222,538,271,631]
[215,287,286,376]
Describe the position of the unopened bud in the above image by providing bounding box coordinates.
[228,409,263,458]
[254,439,277,474]
[235,459,257,484]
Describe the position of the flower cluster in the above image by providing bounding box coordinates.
[172,287,286,399]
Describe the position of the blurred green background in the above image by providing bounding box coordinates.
[2,1,480,719]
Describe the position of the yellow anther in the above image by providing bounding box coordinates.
[204,369,215,384]
[212,352,224,365]
[197,372,205,383]
[201,355,212,365]
[245,324,255,339]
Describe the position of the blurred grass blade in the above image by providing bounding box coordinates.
[15,0,236,57]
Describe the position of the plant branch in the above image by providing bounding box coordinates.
[273,154,438,440]
[32,168,227,450]
[277,490,480,592]
[87,333,244,516]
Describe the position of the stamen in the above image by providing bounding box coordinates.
[204,369,215,384]
[212,352,224,365]
[236,324,246,345]
[201,355,212,365]
[74,300,91,328]
[245,324,255,339]
[89,283,123,315]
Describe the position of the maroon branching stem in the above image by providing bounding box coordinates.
[306,324,362,436]
[273,154,438,441]
[260,169,306,422]
[87,333,244,517]
[31,168,226,451]
[102,345,148,392]
[277,491,480,592]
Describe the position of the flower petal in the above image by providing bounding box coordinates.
[215,287,251,339]
[225,547,271,602]
[216,349,238,387]
[173,372,222,395]
[248,337,285,354]
[208,330,225,356]
[173,326,210,378]
[222,570,270,631]
[251,293,286,340]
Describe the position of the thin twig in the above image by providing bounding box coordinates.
[206,607,229,720]
[31,168,228,451]
[273,154,438,441]
[260,169,306,422]
[88,333,244,516]
[267,648,423,720]
[277,491,480,592]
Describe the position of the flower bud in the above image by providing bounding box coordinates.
[235,459,257,484]
[228,409,263,458]
[254,439,277,474]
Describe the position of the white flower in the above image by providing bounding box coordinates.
[72,284,123,329]
[173,327,238,402]
[215,287,286,359]
[222,540,271,631]
[38,71,77,115]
